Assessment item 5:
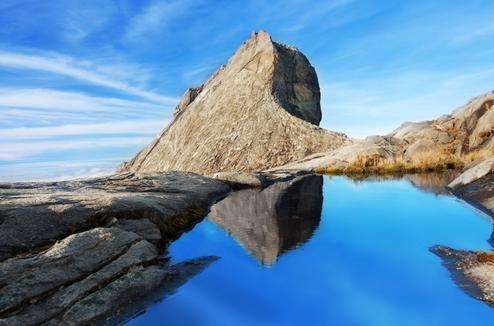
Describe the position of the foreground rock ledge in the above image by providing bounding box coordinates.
[0,172,229,325]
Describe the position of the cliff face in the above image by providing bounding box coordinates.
[120,31,348,175]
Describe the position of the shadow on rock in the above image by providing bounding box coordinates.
[208,175,323,265]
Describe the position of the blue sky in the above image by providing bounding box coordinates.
[1,0,493,181]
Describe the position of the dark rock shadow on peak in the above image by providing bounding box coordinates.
[208,175,323,266]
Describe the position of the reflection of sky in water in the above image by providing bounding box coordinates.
[129,176,494,326]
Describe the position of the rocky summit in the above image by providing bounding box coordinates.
[120,30,348,175]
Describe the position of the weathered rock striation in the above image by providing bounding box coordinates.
[120,30,348,175]
[0,172,229,325]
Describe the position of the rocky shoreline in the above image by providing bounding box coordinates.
[430,158,494,307]
[1,164,494,323]
[0,172,230,325]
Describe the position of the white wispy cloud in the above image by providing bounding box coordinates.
[0,159,122,182]
[0,51,178,104]
[278,0,358,32]
[0,88,167,113]
[0,137,150,161]
[0,119,167,138]
[62,1,117,42]
[125,0,195,41]
[320,67,494,137]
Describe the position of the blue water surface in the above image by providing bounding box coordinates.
[129,176,494,326]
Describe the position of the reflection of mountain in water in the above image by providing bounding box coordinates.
[404,171,459,195]
[209,175,323,265]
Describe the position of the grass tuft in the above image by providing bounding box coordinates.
[316,149,493,176]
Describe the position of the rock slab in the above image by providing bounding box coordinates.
[0,172,229,325]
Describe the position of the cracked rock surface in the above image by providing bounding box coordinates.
[0,171,229,325]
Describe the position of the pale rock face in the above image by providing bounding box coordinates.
[391,91,494,154]
[448,157,494,189]
[269,91,494,174]
[270,136,403,172]
[121,31,348,175]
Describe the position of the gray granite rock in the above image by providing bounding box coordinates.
[449,157,494,189]
[0,172,229,325]
[120,30,348,175]
[0,171,230,261]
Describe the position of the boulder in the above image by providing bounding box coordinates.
[449,157,494,189]
[447,158,494,217]
[391,91,494,154]
[120,30,348,175]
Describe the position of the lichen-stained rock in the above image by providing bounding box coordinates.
[0,171,230,261]
[120,30,348,175]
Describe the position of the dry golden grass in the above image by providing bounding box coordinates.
[316,149,493,176]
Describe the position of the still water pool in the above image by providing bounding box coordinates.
[129,175,494,326]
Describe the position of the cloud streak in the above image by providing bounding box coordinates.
[0,137,150,161]
[0,51,178,104]
[0,88,168,113]
[0,119,167,138]
[125,0,195,41]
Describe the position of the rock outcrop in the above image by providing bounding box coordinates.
[0,172,229,325]
[432,157,494,308]
[391,91,494,155]
[271,91,494,173]
[120,31,348,175]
